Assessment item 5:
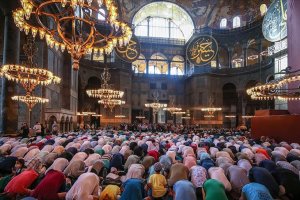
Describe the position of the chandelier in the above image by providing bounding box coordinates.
[98,99,125,111]
[204,115,215,118]
[13,0,133,70]
[115,114,126,118]
[136,116,145,119]
[12,95,49,111]
[145,102,167,114]
[201,107,222,112]
[225,115,236,118]
[163,98,182,114]
[86,67,124,99]
[247,67,300,101]
[0,37,61,94]
[173,111,186,115]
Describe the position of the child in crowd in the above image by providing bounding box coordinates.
[147,162,167,200]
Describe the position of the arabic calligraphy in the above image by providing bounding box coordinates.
[115,35,140,63]
[262,0,287,42]
[187,36,218,65]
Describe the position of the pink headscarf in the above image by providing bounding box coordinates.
[124,164,145,182]
[183,155,197,170]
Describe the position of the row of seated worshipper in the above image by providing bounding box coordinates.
[0,130,299,200]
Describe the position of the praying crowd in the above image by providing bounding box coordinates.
[0,129,300,200]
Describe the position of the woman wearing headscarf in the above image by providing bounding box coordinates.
[46,158,69,174]
[31,168,66,200]
[241,183,273,200]
[124,154,140,170]
[43,152,58,167]
[124,164,145,182]
[200,158,215,171]
[227,165,250,199]
[190,166,207,200]
[84,153,101,167]
[99,184,121,200]
[70,152,87,163]
[276,161,299,175]
[147,150,159,162]
[271,167,300,199]
[203,179,228,200]
[183,155,197,170]
[63,160,85,184]
[237,159,252,174]
[10,147,28,158]
[167,163,189,187]
[248,167,281,198]
[141,156,155,171]
[120,177,146,200]
[66,172,100,200]
[208,167,232,192]
[0,156,18,175]
[110,153,125,171]
[4,158,42,197]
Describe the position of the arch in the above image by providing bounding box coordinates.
[246,40,259,66]
[65,116,70,132]
[132,54,146,73]
[245,80,260,115]
[149,53,168,75]
[48,115,57,131]
[218,46,229,68]
[233,16,241,28]
[220,18,227,29]
[86,76,101,89]
[260,4,268,16]
[170,55,184,75]
[60,116,65,132]
[132,2,194,41]
[222,83,238,108]
[232,43,244,68]
[223,83,238,128]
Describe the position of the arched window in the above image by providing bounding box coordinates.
[98,8,106,20]
[233,16,241,28]
[220,18,227,29]
[149,53,168,75]
[132,54,147,74]
[170,56,184,75]
[132,2,194,42]
[260,4,268,16]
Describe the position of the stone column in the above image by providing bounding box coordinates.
[0,13,20,134]
[243,44,247,67]
[228,47,233,68]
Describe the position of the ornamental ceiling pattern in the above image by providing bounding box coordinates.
[118,0,271,29]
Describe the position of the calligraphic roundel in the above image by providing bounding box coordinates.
[262,0,287,42]
[115,35,141,63]
[186,35,218,66]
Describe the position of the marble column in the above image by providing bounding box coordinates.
[0,13,20,134]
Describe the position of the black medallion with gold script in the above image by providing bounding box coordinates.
[262,0,287,42]
[186,35,218,66]
[115,35,141,63]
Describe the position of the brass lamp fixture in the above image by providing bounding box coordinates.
[201,97,222,119]
[145,101,167,114]
[98,99,125,111]
[86,67,124,99]
[13,0,133,70]
[12,95,49,111]
[0,37,60,125]
[163,98,182,114]
[145,91,167,114]
[247,67,300,101]
[0,37,61,94]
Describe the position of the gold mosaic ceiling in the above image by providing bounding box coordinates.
[119,0,271,29]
